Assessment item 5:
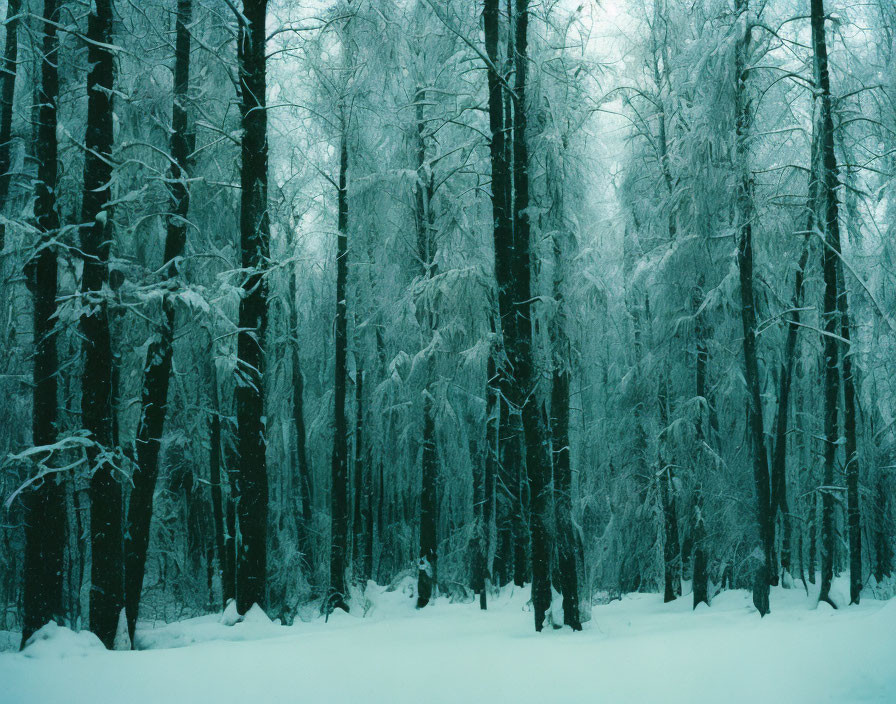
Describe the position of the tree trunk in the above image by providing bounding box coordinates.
[353,368,368,583]
[485,0,553,627]
[209,405,228,608]
[551,343,580,628]
[692,486,709,608]
[124,0,193,644]
[21,0,64,647]
[417,390,437,607]
[234,0,269,613]
[657,376,682,603]
[734,0,771,616]
[80,0,122,649]
[812,0,847,609]
[289,271,314,579]
[550,212,580,629]
[413,89,439,608]
[873,474,892,582]
[770,139,817,585]
[693,286,710,606]
[475,339,498,609]
[483,343,498,608]
[328,133,350,613]
[0,0,20,249]
[512,0,552,630]
[808,491,817,584]
[485,0,518,592]
[813,1,862,602]
[839,285,861,605]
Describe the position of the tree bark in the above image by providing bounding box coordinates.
[209,404,228,608]
[80,0,122,649]
[328,133,350,613]
[839,275,861,605]
[21,0,64,647]
[811,0,859,606]
[734,0,771,616]
[124,0,193,644]
[693,285,710,607]
[486,0,522,592]
[353,368,368,583]
[0,0,20,249]
[485,0,553,627]
[551,340,580,628]
[512,0,552,630]
[289,271,314,578]
[234,0,269,613]
[658,379,681,603]
[770,158,815,585]
[413,88,439,608]
[873,474,892,582]
[549,196,580,628]
[692,486,709,608]
[475,338,498,609]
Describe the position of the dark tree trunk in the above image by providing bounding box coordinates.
[511,0,552,630]
[693,287,710,606]
[692,486,708,608]
[831,169,861,605]
[873,475,892,582]
[734,0,771,616]
[21,0,64,648]
[808,492,817,584]
[494,404,521,587]
[552,352,580,628]
[209,407,228,608]
[480,342,498,609]
[207,363,233,605]
[289,272,314,578]
[485,0,553,625]
[551,228,581,629]
[661,469,681,602]
[417,390,437,607]
[80,0,122,649]
[0,0,20,248]
[839,289,861,605]
[364,463,374,587]
[471,413,485,600]
[376,459,385,582]
[812,0,848,609]
[474,339,498,609]
[658,379,681,603]
[512,444,530,589]
[224,442,237,602]
[413,90,438,608]
[770,148,816,585]
[508,0,532,594]
[233,0,269,613]
[124,0,193,644]
[811,0,862,604]
[485,0,518,592]
[328,134,350,613]
[353,368,368,583]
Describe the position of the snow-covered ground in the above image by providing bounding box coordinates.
[2,577,894,703]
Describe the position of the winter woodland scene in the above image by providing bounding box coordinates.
[0,0,895,701]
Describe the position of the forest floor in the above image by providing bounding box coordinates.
[1,575,894,703]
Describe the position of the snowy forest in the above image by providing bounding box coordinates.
[1,0,896,698]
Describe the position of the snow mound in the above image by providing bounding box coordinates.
[113,608,131,650]
[242,604,272,624]
[220,599,241,626]
[21,623,104,658]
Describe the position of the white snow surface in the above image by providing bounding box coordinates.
[2,577,894,703]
